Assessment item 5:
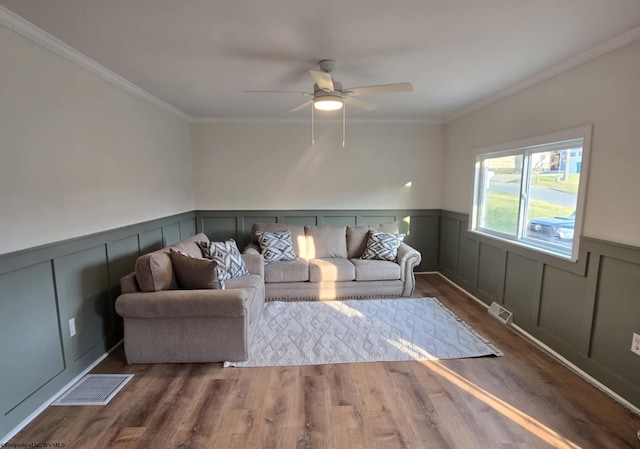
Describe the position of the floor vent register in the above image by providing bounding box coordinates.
[52,374,134,406]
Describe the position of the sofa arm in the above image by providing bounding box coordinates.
[396,243,422,296]
[242,252,264,277]
[120,272,140,293]
[244,243,261,255]
[115,288,251,319]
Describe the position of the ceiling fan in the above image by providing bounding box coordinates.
[245,59,413,145]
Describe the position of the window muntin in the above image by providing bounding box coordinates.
[471,127,590,261]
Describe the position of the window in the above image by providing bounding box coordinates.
[471,126,591,261]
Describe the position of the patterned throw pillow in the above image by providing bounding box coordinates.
[169,249,225,290]
[198,239,249,281]
[256,230,297,263]
[361,230,406,261]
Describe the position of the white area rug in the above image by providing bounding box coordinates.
[225,297,502,367]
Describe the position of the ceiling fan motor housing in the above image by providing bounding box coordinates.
[314,81,343,99]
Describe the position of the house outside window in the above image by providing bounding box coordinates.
[470,126,592,261]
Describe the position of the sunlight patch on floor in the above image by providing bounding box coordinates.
[426,361,581,449]
[324,301,364,318]
[387,336,437,360]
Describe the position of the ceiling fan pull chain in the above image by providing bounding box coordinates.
[343,105,346,148]
[311,103,315,147]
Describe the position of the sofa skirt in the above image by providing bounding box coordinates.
[265,280,405,301]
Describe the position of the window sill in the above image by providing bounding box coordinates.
[468,228,577,263]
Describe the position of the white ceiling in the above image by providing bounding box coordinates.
[2,0,640,122]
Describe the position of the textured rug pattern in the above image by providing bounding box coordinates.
[225,297,501,367]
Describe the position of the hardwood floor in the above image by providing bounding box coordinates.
[9,274,640,448]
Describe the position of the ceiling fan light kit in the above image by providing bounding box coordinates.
[313,96,343,111]
[245,59,412,146]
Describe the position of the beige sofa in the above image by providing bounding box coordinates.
[115,233,265,364]
[245,222,422,300]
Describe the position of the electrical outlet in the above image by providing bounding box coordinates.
[69,318,76,337]
[631,333,640,356]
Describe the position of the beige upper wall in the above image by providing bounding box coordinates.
[0,25,193,255]
[444,38,640,247]
[192,121,443,210]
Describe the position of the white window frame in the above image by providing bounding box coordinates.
[470,125,592,261]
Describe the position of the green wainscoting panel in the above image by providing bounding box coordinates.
[195,209,441,272]
[437,211,640,409]
[358,215,396,225]
[321,216,357,226]
[439,216,460,273]
[0,262,64,416]
[106,235,140,331]
[163,222,182,246]
[477,243,506,303]
[589,256,640,390]
[0,211,196,439]
[503,253,539,323]
[282,215,318,225]
[139,227,163,253]
[405,215,439,270]
[107,235,140,289]
[201,216,238,242]
[458,232,479,287]
[538,265,588,350]
[180,217,196,239]
[55,245,113,362]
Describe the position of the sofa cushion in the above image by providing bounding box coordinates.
[135,250,177,292]
[256,230,297,263]
[199,239,249,281]
[361,230,405,261]
[252,223,307,258]
[169,249,224,290]
[350,258,401,281]
[346,222,400,258]
[304,225,348,259]
[172,235,208,258]
[308,258,356,282]
[264,258,309,283]
[134,233,211,292]
[225,273,262,290]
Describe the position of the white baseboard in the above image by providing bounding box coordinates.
[435,273,640,417]
[1,340,123,444]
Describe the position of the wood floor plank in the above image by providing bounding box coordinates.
[299,367,334,449]
[105,427,145,449]
[7,274,640,448]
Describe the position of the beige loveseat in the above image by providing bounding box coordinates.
[245,222,421,300]
[115,233,265,364]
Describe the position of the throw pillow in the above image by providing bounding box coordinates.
[361,230,406,261]
[256,230,297,263]
[169,249,225,290]
[198,239,249,281]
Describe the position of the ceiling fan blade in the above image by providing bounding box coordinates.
[343,96,379,111]
[343,82,413,96]
[244,90,313,96]
[289,100,313,112]
[309,70,334,92]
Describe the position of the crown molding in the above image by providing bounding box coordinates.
[192,116,444,125]
[445,24,640,123]
[0,6,192,122]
